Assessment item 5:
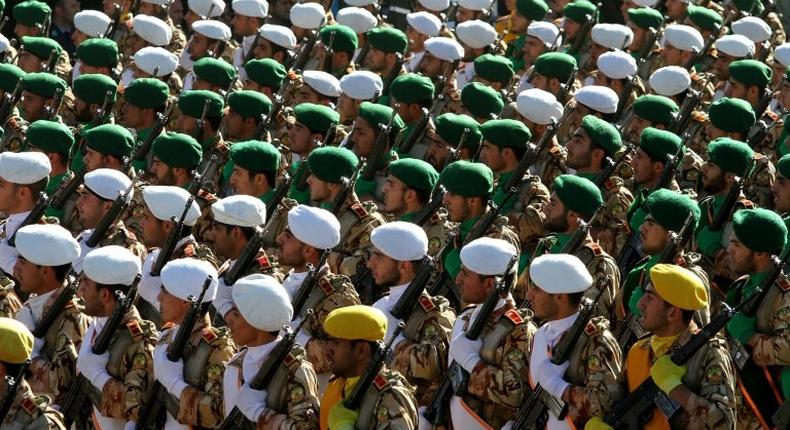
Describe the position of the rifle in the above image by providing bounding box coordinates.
[243,31,262,65]
[7,192,50,247]
[413,185,446,227]
[397,107,429,155]
[0,79,23,125]
[44,88,64,120]
[708,162,753,232]
[322,30,336,73]
[614,73,639,122]
[747,106,786,149]
[104,3,122,39]
[751,88,774,121]
[361,106,398,181]
[291,252,330,317]
[343,322,405,410]
[265,172,292,222]
[133,102,175,161]
[149,195,197,277]
[594,144,636,189]
[558,205,602,254]
[567,11,596,55]
[290,30,320,72]
[381,53,404,95]
[556,65,577,104]
[32,268,78,338]
[293,125,333,193]
[0,360,30,422]
[330,161,363,215]
[389,257,435,320]
[668,89,701,134]
[85,172,141,247]
[212,39,227,59]
[636,27,659,62]
[222,227,266,287]
[440,127,470,170]
[263,79,294,132]
[192,99,211,141]
[43,49,58,74]
[354,41,370,69]
[189,154,219,196]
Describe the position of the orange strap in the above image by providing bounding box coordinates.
[320,378,345,430]
[625,342,670,430]
[737,375,772,430]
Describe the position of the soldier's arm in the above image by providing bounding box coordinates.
[372,386,419,430]
[99,331,156,420]
[749,289,790,367]
[177,341,237,427]
[393,309,454,383]
[565,329,624,425]
[466,323,533,408]
[302,284,361,373]
[258,363,320,430]
[30,310,89,403]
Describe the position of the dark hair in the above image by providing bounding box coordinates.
[1,361,29,379]
[216,221,256,241]
[53,263,72,283]
[24,177,49,197]
[207,115,222,132]
[94,282,132,297]
[681,308,695,324]
[244,168,276,189]
[413,187,430,206]
[567,291,585,307]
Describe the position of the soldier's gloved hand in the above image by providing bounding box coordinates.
[650,355,686,395]
[727,312,757,345]
[153,345,188,397]
[236,383,268,422]
[417,406,432,430]
[536,359,570,398]
[584,417,613,430]
[500,420,515,430]
[77,340,111,389]
[448,333,482,373]
[328,401,358,430]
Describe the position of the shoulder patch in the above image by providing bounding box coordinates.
[20,396,37,415]
[584,242,602,256]
[351,203,369,219]
[283,351,297,367]
[373,373,388,390]
[504,309,524,325]
[779,276,790,292]
[126,320,143,341]
[674,255,687,267]
[603,177,617,191]
[202,327,218,344]
[183,244,195,257]
[318,277,335,295]
[418,294,435,312]
[256,252,272,270]
[584,320,598,336]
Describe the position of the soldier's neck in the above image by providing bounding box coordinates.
[138,117,156,131]
[246,330,277,348]
[50,163,68,176]
[574,164,602,175]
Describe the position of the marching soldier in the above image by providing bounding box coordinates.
[423,112,482,172]
[2,73,67,153]
[175,90,227,189]
[225,91,272,142]
[181,20,234,89]
[318,24,359,78]
[287,103,341,204]
[81,124,135,173]
[242,58,288,99]
[25,120,75,223]
[338,71,384,126]
[350,102,404,203]
[230,0,270,71]
[191,57,239,95]
[458,82,504,122]
[512,88,567,192]
[149,132,203,188]
[120,78,171,172]
[388,73,435,159]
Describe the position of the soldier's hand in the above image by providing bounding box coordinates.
[649,355,687,395]
[237,383,268,422]
[328,401,358,430]
[449,333,482,373]
[584,417,613,430]
[536,359,571,398]
[153,345,188,397]
[77,336,111,389]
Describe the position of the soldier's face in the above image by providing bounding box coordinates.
[724,79,747,100]
[76,188,109,229]
[229,165,258,196]
[231,14,258,38]
[425,135,451,170]
[74,99,93,123]
[0,179,21,212]
[523,37,546,66]
[659,44,683,66]
[122,104,146,129]
[530,74,549,92]
[727,237,758,275]
[637,285,672,332]
[276,228,307,267]
[564,128,594,170]
[630,148,657,185]
[406,26,426,52]
[704,123,727,142]
[288,122,314,155]
[83,147,107,172]
[442,191,470,222]
[188,34,210,60]
[479,143,505,173]
[713,54,734,79]
[351,118,377,159]
[13,257,44,294]
[563,20,581,42]
[20,91,47,122]
[664,0,687,20]
[293,85,321,105]
[626,116,649,143]
[701,161,726,194]
[417,53,443,78]
[158,287,190,323]
[225,307,260,346]
[365,48,388,73]
[381,176,408,214]
[525,282,560,320]
[772,173,790,213]
[337,95,359,124]
[639,215,669,254]
[253,39,275,60]
[141,207,169,247]
[176,115,199,136]
[77,277,105,317]
[510,12,528,34]
[72,29,89,47]
[306,174,332,202]
[543,194,570,233]
[456,267,493,304]
[150,158,177,186]
[325,338,364,377]
[455,6,477,23]
[366,249,401,287]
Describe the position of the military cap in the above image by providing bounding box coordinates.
[21,36,61,60]
[178,90,224,118]
[211,195,267,227]
[563,0,596,23]
[324,305,387,341]
[73,73,117,105]
[192,19,231,41]
[390,73,434,104]
[189,0,225,17]
[358,101,404,133]
[419,0,450,11]
[290,2,326,29]
[778,154,790,178]
[76,38,118,67]
[534,52,577,82]
[233,274,292,331]
[407,11,442,37]
[632,94,678,125]
[244,58,287,90]
[0,64,24,93]
[481,119,531,149]
[319,24,359,54]
[134,47,179,77]
[633,0,658,6]
[553,174,602,218]
[232,0,268,18]
[474,54,515,85]
[340,71,383,100]
[639,127,681,162]
[161,258,219,303]
[371,222,428,261]
[0,152,50,184]
[733,0,764,13]
[644,188,700,232]
[649,264,707,310]
[308,146,358,183]
[0,318,34,364]
[16,224,79,266]
[707,137,753,175]
[591,23,633,49]
[287,205,341,249]
[84,124,135,159]
[132,14,173,47]
[193,57,237,89]
[83,246,141,286]
[346,0,376,7]
[13,0,50,27]
[460,237,517,276]
[729,59,772,87]
[153,132,202,168]
[516,0,549,20]
[440,160,493,197]
[517,88,563,125]
[598,50,636,80]
[260,23,297,50]
[230,140,280,173]
[434,113,483,151]
[124,78,170,109]
[649,66,690,96]
[733,208,787,254]
[337,7,377,35]
[627,7,663,30]
[456,20,498,49]
[367,26,408,54]
[581,115,621,156]
[527,21,562,47]
[663,24,704,52]
[775,43,790,67]
[142,185,201,226]
[74,10,111,37]
[294,103,340,134]
[83,168,133,201]
[574,85,618,114]
[228,90,272,119]
[458,0,492,11]
[715,34,755,59]
[732,16,771,43]
[461,82,504,119]
[27,120,73,155]
[424,37,465,61]
[303,70,341,98]
[388,158,439,193]
[686,4,722,32]
[708,97,755,134]
[530,254,592,293]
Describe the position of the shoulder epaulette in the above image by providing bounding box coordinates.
[7,116,24,133]
[127,320,143,341]
[20,396,37,415]
[778,276,790,292]
[183,244,196,257]
[350,203,369,219]
[257,252,272,270]
[691,111,708,123]
[318,277,334,295]
[603,177,617,191]
[418,294,435,312]
[373,373,388,391]
[584,320,598,336]
[583,242,602,256]
[283,351,298,367]
[674,254,687,267]
[202,327,218,344]
[503,309,524,325]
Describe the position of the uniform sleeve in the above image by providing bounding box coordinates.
[751,289,790,366]
[676,341,737,430]
[372,386,419,430]
[567,331,624,425]
[99,334,156,420]
[258,363,320,430]
[30,310,89,404]
[177,341,237,427]
[0,240,19,275]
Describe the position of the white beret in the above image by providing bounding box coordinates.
[591,23,633,50]
[714,34,755,58]
[303,70,342,97]
[340,71,384,100]
[458,0,492,11]
[649,66,691,96]
[574,85,619,114]
[232,274,293,331]
[460,237,517,276]
[732,16,771,43]
[370,221,428,261]
[288,205,341,249]
[407,11,442,37]
[260,24,297,50]
[83,245,142,286]
[337,7,378,34]
[16,224,80,267]
[0,152,51,185]
[456,20,497,49]
[424,37,465,61]
[597,50,637,79]
[192,19,232,41]
[290,3,326,29]
[632,0,658,6]
[345,0,377,6]
[775,43,790,67]
[232,0,268,18]
[529,253,592,294]
[188,0,225,17]
[161,258,218,302]
[74,10,112,38]
[516,88,563,125]
[419,0,449,11]
[0,34,8,53]
[134,47,179,76]
[141,0,172,5]
[527,21,562,47]
[210,195,266,227]
[662,24,704,52]
[142,186,201,226]
[133,15,173,47]
[83,168,133,202]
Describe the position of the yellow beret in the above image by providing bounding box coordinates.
[649,264,708,310]
[0,318,33,364]
[324,305,387,342]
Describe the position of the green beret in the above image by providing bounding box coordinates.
[84,124,134,158]
[294,103,340,134]
[178,90,224,119]
[686,4,722,32]
[389,74,434,104]
[0,0,4,14]
[193,57,237,89]
[639,127,681,162]
[358,101,404,134]
[581,115,621,156]
[440,160,493,197]
[563,0,597,23]
[481,119,531,149]
[228,90,272,119]
[308,146,359,183]
[632,94,678,125]
[73,74,117,105]
[645,189,700,232]
[388,158,439,193]
[366,26,408,54]
[124,78,169,109]
[707,137,753,175]
[230,140,280,173]
[461,82,504,119]
[434,113,483,152]
[534,52,577,82]
[729,59,772,88]
[553,174,603,218]
[733,208,787,253]
[26,120,73,155]
[708,97,755,134]
[21,36,61,60]
[244,58,287,90]
[21,72,66,98]
[733,0,764,14]
[152,132,202,168]
[13,0,50,27]
[627,7,664,30]
[516,0,549,20]
[474,54,515,85]
[778,154,790,179]
[320,24,359,54]
[0,64,25,93]
[76,38,118,68]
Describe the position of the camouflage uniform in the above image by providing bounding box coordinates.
[0,114,28,153]
[0,277,22,317]
[395,210,449,258]
[74,221,147,269]
[213,249,285,321]
[334,200,387,279]
[577,172,635,258]
[492,171,550,256]
[0,380,67,430]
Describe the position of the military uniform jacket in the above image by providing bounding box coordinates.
[578,173,635,258]
[73,221,147,273]
[493,170,550,253]
[334,200,387,277]
[0,380,66,430]
[0,276,22,318]
[1,114,27,153]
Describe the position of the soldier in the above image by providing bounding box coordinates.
[317,24,359,78]
[2,73,67,153]
[459,82,504,123]
[153,258,236,428]
[405,12,442,73]
[362,27,409,87]
[123,16,175,73]
[338,71,384,125]
[295,71,342,107]
[150,132,203,189]
[81,124,135,172]
[456,21,500,90]
[512,88,566,190]
[127,47,183,98]
[175,90,226,188]
[13,224,88,406]
[183,0,225,30]
[16,36,70,83]
[286,103,340,204]
[773,155,790,236]
[74,38,119,78]
[181,20,233,89]
[228,140,281,206]
[13,1,51,39]
[711,34,754,86]
[25,120,75,223]
[120,78,171,171]
[559,85,619,147]
[388,73,435,159]
[321,305,419,429]
[508,21,560,82]
[472,54,515,95]
[242,58,288,99]
[585,24,634,82]
[423,112,482,172]
[417,37,464,93]
[559,0,597,69]
[624,94,679,145]
[222,273,321,427]
[225,91,272,142]
[230,0,269,71]
[289,2,326,41]
[500,0,550,50]
[74,245,157,428]
[350,102,404,203]
[591,50,641,110]
[626,7,663,64]
[72,73,116,128]
[337,8,378,59]
[191,57,239,96]
[529,52,577,104]
[0,317,66,429]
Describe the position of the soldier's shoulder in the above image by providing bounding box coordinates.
[583,315,615,340]
[126,317,159,343]
[202,325,235,348]
[498,307,534,329]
